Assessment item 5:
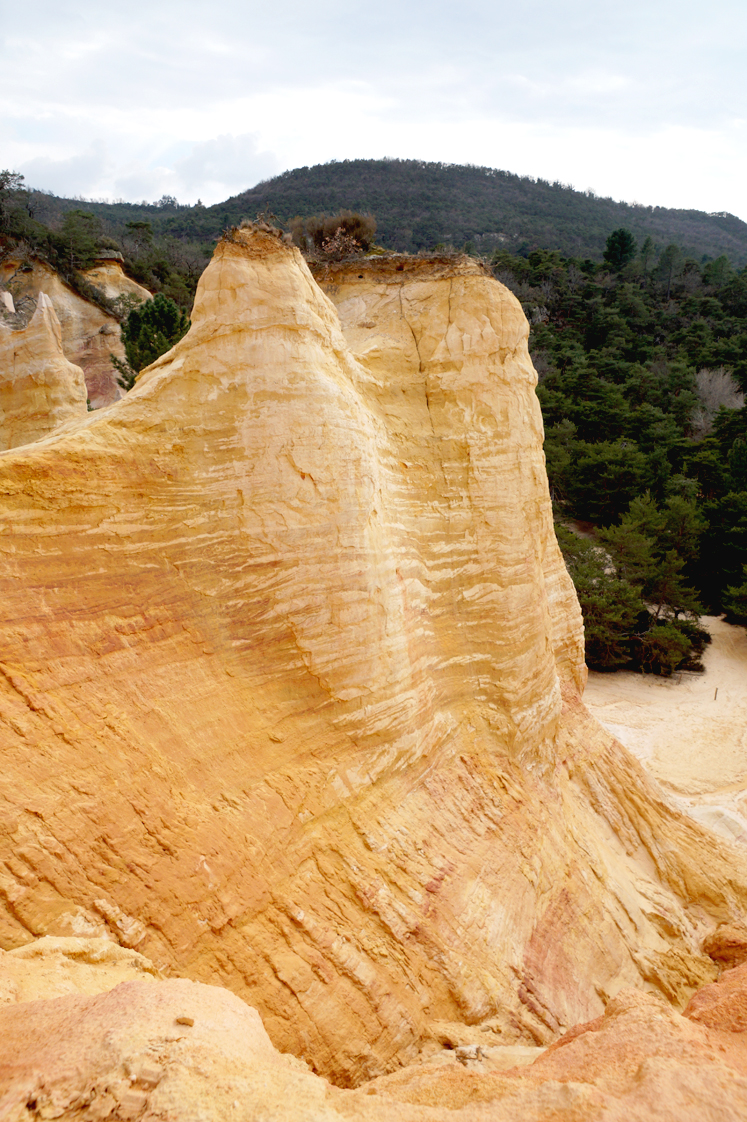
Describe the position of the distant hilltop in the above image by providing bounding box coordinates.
[21,158,747,266]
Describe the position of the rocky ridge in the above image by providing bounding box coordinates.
[0,292,88,450]
[0,229,745,1090]
[0,254,151,409]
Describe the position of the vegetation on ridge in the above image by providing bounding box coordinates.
[6,158,747,281]
[0,171,209,313]
[290,210,377,258]
[494,230,747,673]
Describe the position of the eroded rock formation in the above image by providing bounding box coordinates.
[3,936,747,1121]
[0,255,150,407]
[81,254,151,305]
[0,936,159,1005]
[0,229,746,1087]
[0,292,88,450]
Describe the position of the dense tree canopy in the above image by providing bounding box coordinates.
[493,233,747,672]
[5,159,747,268]
[603,228,637,271]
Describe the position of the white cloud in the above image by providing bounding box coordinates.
[2,0,747,216]
[173,134,278,197]
[17,141,113,198]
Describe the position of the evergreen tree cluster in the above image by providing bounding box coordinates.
[112,294,191,390]
[495,230,747,672]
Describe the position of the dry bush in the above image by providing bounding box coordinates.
[318,228,363,261]
[692,367,745,436]
[292,211,376,258]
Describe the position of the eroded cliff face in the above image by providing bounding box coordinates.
[313,254,586,697]
[4,936,747,1121]
[0,256,150,408]
[0,293,88,451]
[0,230,745,1086]
[80,257,152,305]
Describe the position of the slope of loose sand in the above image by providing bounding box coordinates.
[584,616,747,843]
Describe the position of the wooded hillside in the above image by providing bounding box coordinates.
[502,237,747,673]
[10,159,747,265]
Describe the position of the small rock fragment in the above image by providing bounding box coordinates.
[137,1063,163,1088]
[118,1087,148,1118]
[455,1044,483,1065]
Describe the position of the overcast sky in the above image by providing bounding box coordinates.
[2,0,747,217]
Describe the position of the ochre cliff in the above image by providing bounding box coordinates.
[0,255,150,408]
[0,936,159,1005]
[312,254,586,694]
[0,229,745,1086]
[80,256,152,306]
[3,936,747,1121]
[0,293,88,450]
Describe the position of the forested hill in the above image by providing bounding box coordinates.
[19,159,747,265]
[227,161,747,263]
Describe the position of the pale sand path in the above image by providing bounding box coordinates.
[584,617,747,845]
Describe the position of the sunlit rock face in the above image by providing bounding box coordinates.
[313,253,586,704]
[0,293,87,450]
[0,229,745,1086]
[81,256,151,306]
[4,937,747,1122]
[0,255,150,408]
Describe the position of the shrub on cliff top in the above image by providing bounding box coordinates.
[291,211,377,258]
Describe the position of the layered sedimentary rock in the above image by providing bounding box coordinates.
[0,936,158,1005]
[312,254,586,692]
[368,975,747,1120]
[0,293,88,450]
[0,255,150,407]
[3,936,747,1121]
[0,229,746,1086]
[80,254,151,305]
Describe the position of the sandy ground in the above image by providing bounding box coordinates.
[584,617,747,845]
